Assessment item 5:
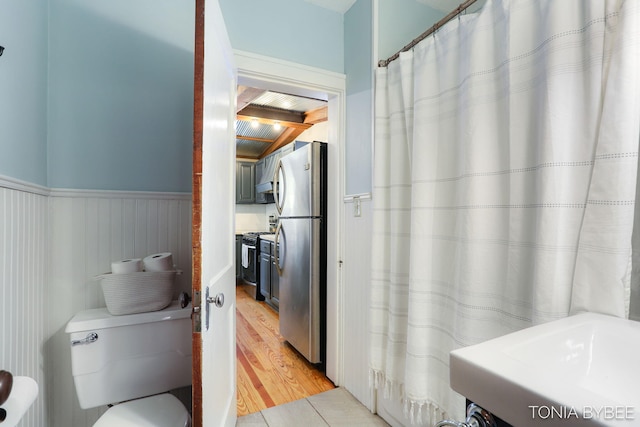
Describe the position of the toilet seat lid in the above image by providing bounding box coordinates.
[94,393,190,427]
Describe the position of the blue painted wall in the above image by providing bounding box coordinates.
[0,1,49,186]
[342,0,446,195]
[0,0,445,193]
[378,0,444,61]
[219,0,344,74]
[344,0,373,195]
[47,0,195,192]
[345,0,372,95]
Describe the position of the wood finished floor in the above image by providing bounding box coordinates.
[236,283,335,416]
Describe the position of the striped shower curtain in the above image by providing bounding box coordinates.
[370,0,640,424]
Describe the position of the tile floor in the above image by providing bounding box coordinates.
[236,387,389,426]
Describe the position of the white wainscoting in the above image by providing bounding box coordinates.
[0,176,192,427]
[47,189,192,427]
[342,196,373,409]
[0,185,49,427]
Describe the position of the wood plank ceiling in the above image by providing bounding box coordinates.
[236,86,328,159]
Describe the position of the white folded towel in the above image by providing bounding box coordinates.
[241,244,249,268]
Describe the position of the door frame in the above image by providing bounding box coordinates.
[234,50,347,384]
[191,1,205,423]
[192,42,347,424]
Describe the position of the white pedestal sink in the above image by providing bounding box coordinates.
[450,312,639,426]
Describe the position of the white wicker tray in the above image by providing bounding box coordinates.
[94,270,179,316]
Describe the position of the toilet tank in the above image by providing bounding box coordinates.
[65,301,192,409]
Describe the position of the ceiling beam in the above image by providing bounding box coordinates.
[236,86,267,113]
[236,114,312,131]
[238,105,305,124]
[304,106,328,124]
[260,126,308,158]
[235,135,273,144]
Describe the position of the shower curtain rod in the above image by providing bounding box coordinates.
[378,0,479,67]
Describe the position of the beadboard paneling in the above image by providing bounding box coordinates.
[0,186,49,427]
[342,197,373,409]
[47,191,192,427]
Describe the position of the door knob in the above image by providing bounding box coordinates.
[207,292,224,308]
[179,292,191,308]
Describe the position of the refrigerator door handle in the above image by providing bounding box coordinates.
[274,222,283,276]
[273,158,285,215]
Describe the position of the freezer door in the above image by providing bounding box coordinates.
[275,143,323,218]
[277,217,322,363]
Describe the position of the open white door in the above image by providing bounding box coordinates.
[192,0,237,426]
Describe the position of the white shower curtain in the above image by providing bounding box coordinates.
[370,0,640,424]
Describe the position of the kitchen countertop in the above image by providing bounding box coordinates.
[260,234,276,243]
[236,229,270,235]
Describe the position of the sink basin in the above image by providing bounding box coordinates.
[450,313,639,426]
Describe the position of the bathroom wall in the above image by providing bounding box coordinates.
[377,0,444,61]
[47,0,195,192]
[340,0,375,409]
[0,183,49,427]
[0,178,192,427]
[0,1,200,424]
[0,1,48,186]
[0,180,192,427]
[0,3,50,426]
[342,196,373,405]
[46,189,192,426]
[344,0,373,197]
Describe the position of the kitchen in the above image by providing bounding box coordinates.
[234,88,334,414]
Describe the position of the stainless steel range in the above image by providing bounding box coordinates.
[241,231,274,300]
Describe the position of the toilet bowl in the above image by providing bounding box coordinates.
[93,393,190,427]
[65,301,192,427]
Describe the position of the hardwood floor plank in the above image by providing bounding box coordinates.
[237,307,311,405]
[237,343,273,414]
[236,284,335,416]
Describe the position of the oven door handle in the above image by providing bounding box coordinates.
[241,243,256,270]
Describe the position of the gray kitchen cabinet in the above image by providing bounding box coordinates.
[259,239,278,310]
[236,161,255,204]
[259,240,271,302]
[279,143,294,158]
[255,159,267,204]
[270,242,279,308]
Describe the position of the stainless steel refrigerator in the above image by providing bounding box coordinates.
[274,141,327,365]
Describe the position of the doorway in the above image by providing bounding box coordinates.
[191,40,346,424]
[234,51,346,413]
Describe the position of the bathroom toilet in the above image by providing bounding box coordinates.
[65,301,192,427]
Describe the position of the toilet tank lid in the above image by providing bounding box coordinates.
[65,301,190,333]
